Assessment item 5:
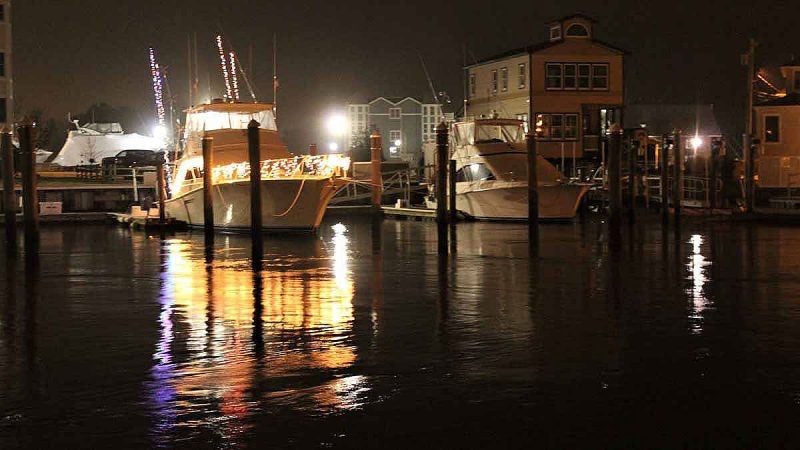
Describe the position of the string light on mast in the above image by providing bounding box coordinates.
[229,51,241,102]
[148,46,172,184]
[216,35,233,101]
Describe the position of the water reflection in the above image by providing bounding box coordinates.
[687,234,712,334]
[146,225,358,445]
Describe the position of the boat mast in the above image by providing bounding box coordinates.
[273,33,278,115]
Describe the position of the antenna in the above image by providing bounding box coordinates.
[273,33,278,115]
[418,52,440,106]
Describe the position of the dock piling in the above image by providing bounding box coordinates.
[660,134,670,224]
[156,161,167,226]
[435,122,449,255]
[18,123,39,250]
[2,130,16,253]
[370,131,382,209]
[607,124,623,231]
[448,159,457,224]
[309,143,318,157]
[202,136,214,242]
[710,138,721,210]
[743,133,754,213]
[628,136,637,223]
[673,130,682,221]
[526,133,539,248]
[248,119,263,260]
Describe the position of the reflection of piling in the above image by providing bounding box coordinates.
[156,161,167,225]
[370,131,382,209]
[526,134,539,247]
[743,133,754,213]
[435,123,449,255]
[607,125,623,230]
[202,137,214,241]
[673,130,682,220]
[448,159,457,223]
[308,143,318,157]
[18,124,39,249]
[2,131,16,252]
[247,120,263,258]
[660,134,670,224]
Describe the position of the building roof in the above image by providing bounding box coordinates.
[546,13,597,25]
[781,56,800,67]
[756,93,800,107]
[369,96,422,105]
[466,38,625,68]
[625,104,722,136]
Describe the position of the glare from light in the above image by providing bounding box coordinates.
[153,125,168,142]
[326,114,349,137]
[394,139,402,147]
[690,136,703,150]
[331,222,347,234]
[328,142,339,152]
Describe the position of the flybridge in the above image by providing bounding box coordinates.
[183,103,277,135]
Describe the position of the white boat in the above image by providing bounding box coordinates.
[52,122,161,167]
[164,102,350,231]
[447,118,590,220]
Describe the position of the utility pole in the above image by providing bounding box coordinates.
[745,38,756,136]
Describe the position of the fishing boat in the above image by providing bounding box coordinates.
[164,101,350,231]
[446,118,590,220]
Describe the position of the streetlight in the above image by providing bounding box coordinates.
[325,113,348,155]
[328,142,339,152]
[690,136,703,150]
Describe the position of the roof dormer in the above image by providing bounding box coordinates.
[547,13,595,41]
[780,57,800,95]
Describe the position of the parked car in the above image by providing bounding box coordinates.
[101,149,162,168]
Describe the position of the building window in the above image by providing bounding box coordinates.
[765,115,780,142]
[0,5,5,22]
[535,113,579,140]
[565,23,589,37]
[549,26,561,41]
[592,64,608,90]
[545,64,562,89]
[389,130,401,142]
[389,108,401,119]
[0,98,7,123]
[491,69,498,94]
[794,71,800,92]
[500,67,508,92]
[578,64,591,89]
[563,64,576,89]
[518,63,526,89]
[469,73,476,97]
[0,53,5,78]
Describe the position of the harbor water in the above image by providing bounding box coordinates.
[1,216,799,448]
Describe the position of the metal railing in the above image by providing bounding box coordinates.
[332,165,430,205]
[644,175,722,208]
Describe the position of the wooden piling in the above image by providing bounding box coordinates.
[448,159,457,223]
[743,133,754,213]
[156,161,167,225]
[435,122,449,255]
[607,124,623,230]
[660,134,670,224]
[202,136,214,239]
[526,133,539,246]
[2,131,15,252]
[248,120,262,254]
[710,138,720,210]
[673,130,682,220]
[309,143,318,157]
[18,124,39,248]
[628,137,637,223]
[370,131,382,208]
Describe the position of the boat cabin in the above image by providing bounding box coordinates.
[451,119,527,147]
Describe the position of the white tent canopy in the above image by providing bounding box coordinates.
[52,123,162,166]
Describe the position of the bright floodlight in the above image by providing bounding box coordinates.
[152,125,168,142]
[690,136,703,149]
[326,114,348,137]
[328,142,339,152]
[394,139,402,147]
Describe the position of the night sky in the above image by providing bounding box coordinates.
[13,0,800,150]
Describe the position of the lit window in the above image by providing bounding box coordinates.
[516,113,529,133]
[545,64,562,89]
[518,63,526,89]
[500,67,508,92]
[491,69,498,94]
[389,130,401,142]
[535,113,579,140]
[389,108,401,119]
[592,64,608,90]
[765,115,780,142]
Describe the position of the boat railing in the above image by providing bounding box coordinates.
[212,154,350,184]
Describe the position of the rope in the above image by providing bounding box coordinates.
[273,178,307,217]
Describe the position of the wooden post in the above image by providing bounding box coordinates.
[156,161,167,225]
[448,159,457,223]
[435,122,449,255]
[309,143,318,157]
[710,138,720,210]
[526,133,538,245]
[248,120,262,246]
[628,136,637,223]
[2,130,16,252]
[673,130,682,220]
[743,133,755,213]
[607,124,623,230]
[18,124,39,248]
[660,134,670,224]
[370,131,382,208]
[202,136,214,239]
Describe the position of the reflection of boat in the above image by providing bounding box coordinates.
[445,118,590,220]
[164,102,350,231]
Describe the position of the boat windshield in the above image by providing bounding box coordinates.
[452,121,525,146]
[184,109,277,135]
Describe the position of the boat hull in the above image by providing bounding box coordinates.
[165,177,343,231]
[455,181,590,220]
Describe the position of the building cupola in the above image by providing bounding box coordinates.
[546,13,595,42]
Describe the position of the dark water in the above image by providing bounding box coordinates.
[1,216,799,448]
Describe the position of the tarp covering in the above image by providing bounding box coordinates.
[52,130,161,166]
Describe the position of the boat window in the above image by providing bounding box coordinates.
[184,109,278,136]
[474,124,526,144]
[455,163,495,182]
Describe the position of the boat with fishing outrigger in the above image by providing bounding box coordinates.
[163,100,350,231]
